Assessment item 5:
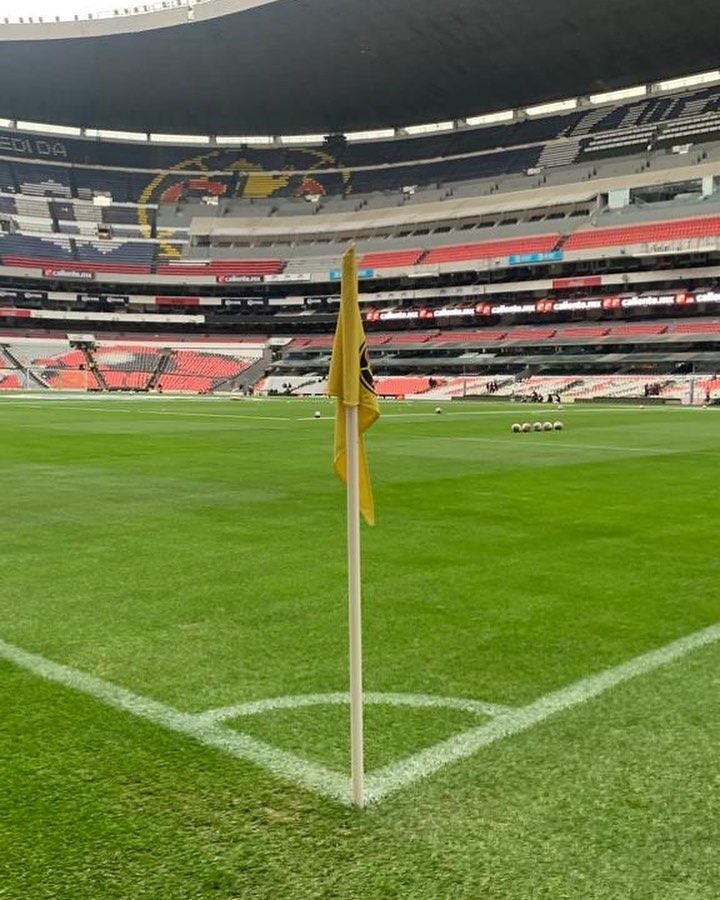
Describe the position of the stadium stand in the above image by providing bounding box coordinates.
[0,82,719,219]
[423,234,560,264]
[2,84,720,401]
[563,216,720,252]
[374,376,441,397]
[0,370,22,389]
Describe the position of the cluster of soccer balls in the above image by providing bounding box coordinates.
[512,421,564,433]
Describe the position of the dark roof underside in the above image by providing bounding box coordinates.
[0,0,718,135]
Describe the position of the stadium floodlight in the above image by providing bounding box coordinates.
[465,110,514,126]
[279,134,326,145]
[16,120,82,136]
[589,85,647,105]
[85,128,148,141]
[215,135,274,145]
[525,99,577,117]
[150,133,210,144]
[404,121,454,135]
[1,0,123,19]
[0,0,200,21]
[345,129,396,142]
[656,70,720,92]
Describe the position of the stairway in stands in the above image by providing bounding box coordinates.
[147,350,173,391]
[214,353,270,393]
[0,344,48,388]
[82,347,107,391]
[537,139,581,169]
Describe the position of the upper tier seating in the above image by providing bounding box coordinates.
[1,83,720,220]
[0,233,74,263]
[75,240,155,272]
[0,233,156,274]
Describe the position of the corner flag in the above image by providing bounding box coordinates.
[326,245,379,808]
[327,245,380,526]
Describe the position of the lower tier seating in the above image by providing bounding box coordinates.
[374,376,442,397]
[0,371,21,389]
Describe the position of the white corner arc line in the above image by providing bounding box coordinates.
[195,692,511,725]
[1,623,719,806]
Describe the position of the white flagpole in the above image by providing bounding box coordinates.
[345,403,365,808]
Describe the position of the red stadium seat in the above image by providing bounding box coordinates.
[374,376,439,397]
[358,250,424,269]
[564,216,720,251]
[423,234,559,264]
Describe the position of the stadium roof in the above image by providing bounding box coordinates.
[0,0,719,136]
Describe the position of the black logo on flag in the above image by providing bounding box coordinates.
[360,343,375,394]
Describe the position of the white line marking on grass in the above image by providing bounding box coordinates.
[364,622,720,803]
[2,624,719,806]
[0,403,300,422]
[451,437,681,454]
[195,692,512,725]
[0,638,349,804]
[0,399,680,423]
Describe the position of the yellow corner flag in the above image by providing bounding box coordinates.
[327,245,380,525]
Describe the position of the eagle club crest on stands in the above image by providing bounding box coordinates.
[360,342,375,394]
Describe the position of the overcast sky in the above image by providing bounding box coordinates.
[0,1,156,20]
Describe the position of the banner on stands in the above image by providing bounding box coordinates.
[265,273,312,283]
[330,268,375,281]
[43,268,94,280]
[508,251,563,266]
[216,274,264,284]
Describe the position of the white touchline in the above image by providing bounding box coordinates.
[1,623,719,807]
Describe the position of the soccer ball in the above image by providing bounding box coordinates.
[533,422,542,432]
[512,423,521,433]
[543,422,553,431]
[522,422,532,433]
[553,421,564,431]
[435,407,443,415]
[314,411,321,419]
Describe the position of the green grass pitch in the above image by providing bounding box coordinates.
[1,397,719,899]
